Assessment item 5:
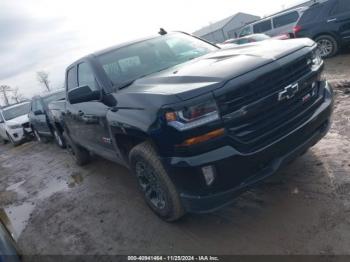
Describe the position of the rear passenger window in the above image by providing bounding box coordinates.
[273,12,299,28]
[253,20,272,33]
[331,0,350,15]
[78,63,98,91]
[67,67,76,90]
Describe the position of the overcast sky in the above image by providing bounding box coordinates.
[0,0,305,103]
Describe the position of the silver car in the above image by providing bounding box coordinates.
[239,7,307,38]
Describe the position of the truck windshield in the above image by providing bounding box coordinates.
[2,102,30,121]
[97,33,218,88]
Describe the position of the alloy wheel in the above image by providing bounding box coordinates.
[135,160,166,210]
[317,39,333,58]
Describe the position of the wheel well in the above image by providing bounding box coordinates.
[52,122,64,134]
[115,134,146,160]
[313,32,340,44]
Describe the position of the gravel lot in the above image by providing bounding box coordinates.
[0,51,349,256]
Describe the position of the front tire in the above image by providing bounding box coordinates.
[315,35,339,58]
[53,128,66,148]
[129,142,185,222]
[64,133,90,166]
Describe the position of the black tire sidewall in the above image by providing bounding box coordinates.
[130,154,175,218]
[129,142,184,221]
[64,133,89,166]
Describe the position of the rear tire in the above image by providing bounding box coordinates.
[315,35,339,58]
[129,142,185,222]
[64,133,90,166]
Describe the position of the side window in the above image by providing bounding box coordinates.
[78,62,98,91]
[240,26,252,37]
[31,100,37,112]
[37,100,44,112]
[273,12,299,28]
[253,20,272,33]
[67,67,77,90]
[330,0,350,15]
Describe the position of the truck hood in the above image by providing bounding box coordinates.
[6,114,29,126]
[120,38,315,101]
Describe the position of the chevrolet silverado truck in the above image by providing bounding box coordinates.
[61,31,333,221]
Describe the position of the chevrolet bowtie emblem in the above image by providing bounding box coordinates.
[278,83,299,101]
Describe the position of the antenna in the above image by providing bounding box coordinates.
[158,28,167,35]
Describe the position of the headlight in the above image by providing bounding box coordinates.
[8,124,22,129]
[311,48,323,71]
[165,99,219,131]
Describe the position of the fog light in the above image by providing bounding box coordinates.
[202,165,216,186]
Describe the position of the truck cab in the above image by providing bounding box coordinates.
[61,32,333,221]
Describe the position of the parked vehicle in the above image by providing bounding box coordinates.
[28,90,65,147]
[0,219,20,262]
[47,99,67,148]
[0,102,31,146]
[239,7,307,38]
[294,0,350,58]
[60,31,333,221]
[224,34,271,45]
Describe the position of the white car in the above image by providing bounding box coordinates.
[0,102,32,146]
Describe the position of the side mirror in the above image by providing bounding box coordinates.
[68,85,100,104]
[0,120,4,124]
[34,110,43,115]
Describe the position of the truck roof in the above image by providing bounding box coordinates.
[1,101,30,110]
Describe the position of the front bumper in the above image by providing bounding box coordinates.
[165,81,333,213]
[7,127,32,142]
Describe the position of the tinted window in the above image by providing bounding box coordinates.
[67,67,76,90]
[331,0,350,15]
[253,20,272,33]
[98,33,217,87]
[43,91,65,106]
[78,63,98,91]
[273,11,299,28]
[2,103,30,121]
[298,5,323,24]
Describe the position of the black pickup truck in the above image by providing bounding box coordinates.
[60,31,333,221]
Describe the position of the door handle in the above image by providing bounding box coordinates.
[81,115,99,124]
[327,18,337,23]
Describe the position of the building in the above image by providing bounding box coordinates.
[193,12,260,43]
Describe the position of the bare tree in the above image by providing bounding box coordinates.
[0,85,12,106]
[37,71,51,92]
[11,87,26,103]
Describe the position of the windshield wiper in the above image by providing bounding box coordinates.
[117,74,151,90]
